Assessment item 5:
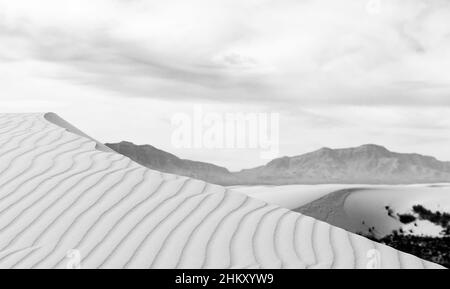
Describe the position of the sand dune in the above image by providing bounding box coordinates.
[295,185,450,238]
[0,113,442,269]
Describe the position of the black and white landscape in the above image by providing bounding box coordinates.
[106,141,450,267]
[1,0,450,269]
[1,113,444,269]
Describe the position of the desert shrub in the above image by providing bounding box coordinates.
[397,213,416,224]
[412,205,450,229]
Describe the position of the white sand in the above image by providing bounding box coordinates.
[0,113,442,269]
[277,184,450,238]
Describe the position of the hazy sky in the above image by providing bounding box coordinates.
[1,0,450,170]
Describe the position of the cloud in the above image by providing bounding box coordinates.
[1,0,450,107]
[0,0,276,104]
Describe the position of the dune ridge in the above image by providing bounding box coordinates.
[0,113,443,269]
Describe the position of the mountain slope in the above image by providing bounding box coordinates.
[236,144,450,184]
[106,141,237,185]
[107,142,450,185]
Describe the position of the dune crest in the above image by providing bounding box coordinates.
[0,113,442,269]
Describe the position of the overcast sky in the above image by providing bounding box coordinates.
[1,0,450,170]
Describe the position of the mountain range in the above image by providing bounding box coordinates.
[106,142,450,185]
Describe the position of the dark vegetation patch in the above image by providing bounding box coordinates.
[388,204,449,236]
[365,205,450,268]
[397,213,416,224]
[367,233,450,268]
[412,205,450,229]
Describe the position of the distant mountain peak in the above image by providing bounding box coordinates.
[316,147,333,153]
[358,143,388,149]
[319,146,332,150]
[355,144,390,152]
[309,144,389,153]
